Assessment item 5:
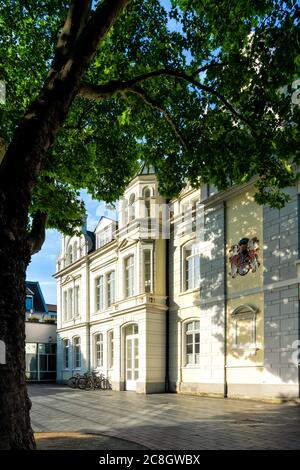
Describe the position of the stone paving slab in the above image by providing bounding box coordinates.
[29,384,300,450]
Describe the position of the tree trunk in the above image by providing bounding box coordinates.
[0,236,35,449]
[0,0,131,449]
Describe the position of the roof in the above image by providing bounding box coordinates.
[46,304,57,313]
[137,163,157,175]
[25,281,48,314]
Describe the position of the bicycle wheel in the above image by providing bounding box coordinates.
[78,377,87,389]
[85,379,94,391]
[67,377,77,388]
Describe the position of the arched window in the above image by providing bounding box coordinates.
[129,193,135,221]
[143,187,151,218]
[183,242,200,291]
[123,199,129,225]
[185,320,200,365]
[73,241,77,262]
[67,245,73,266]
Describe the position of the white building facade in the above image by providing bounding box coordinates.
[55,167,300,399]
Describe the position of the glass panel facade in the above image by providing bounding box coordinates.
[25,342,56,381]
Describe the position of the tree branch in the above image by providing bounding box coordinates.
[125,86,189,150]
[27,211,48,255]
[78,67,255,131]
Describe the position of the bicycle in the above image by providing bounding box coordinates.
[67,373,81,388]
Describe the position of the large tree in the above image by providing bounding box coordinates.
[0,0,299,449]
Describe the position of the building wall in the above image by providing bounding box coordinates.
[55,177,300,399]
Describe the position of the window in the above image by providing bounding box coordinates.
[67,245,73,265]
[184,242,200,290]
[74,286,80,318]
[125,256,134,297]
[97,226,112,248]
[67,289,73,320]
[129,194,135,221]
[107,271,115,307]
[63,339,70,369]
[73,241,77,262]
[95,276,104,311]
[185,321,200,365]
[73,337,81,369]
[108,330,114,368]
[143,250,152,293]
[63,291,68,321]
[123,199,129,225]
[95,333,103,367]
[143,187,151,218]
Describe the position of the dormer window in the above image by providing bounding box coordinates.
[97,226,112,249]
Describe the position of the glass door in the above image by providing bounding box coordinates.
[125,325,139,391]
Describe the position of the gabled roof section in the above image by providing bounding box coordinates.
[137,163,157,175]
[25,281,48,314]
[94,215,117,233]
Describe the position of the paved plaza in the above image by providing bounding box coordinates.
[29,384,300,450]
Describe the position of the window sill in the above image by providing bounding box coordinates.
[182,364,201,369]
[178,288,200,297]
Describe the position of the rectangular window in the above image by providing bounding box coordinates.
[125,256,134,297]
[74,286,80,318]
[144,250,152,293]
[63,339,70,369]
[185,244,200,290]
[97,226,112,248]
[108,331,114,368]
[63,291,68,321]
[73,337,81,369]
[68,289,73,320]
[95,333,103,367]
[95,276,104,311]
[107,271,115,307]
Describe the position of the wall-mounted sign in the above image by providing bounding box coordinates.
[229,237,260,278]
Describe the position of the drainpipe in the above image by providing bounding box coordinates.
[223,201,228,398]
[165,231,170,392]
[86,252,91,372]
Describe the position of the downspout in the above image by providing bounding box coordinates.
[165,236,170,392]
[223,201,228,398]
[86,252,91,372]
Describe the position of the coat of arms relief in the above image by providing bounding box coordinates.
[229,237,260,278]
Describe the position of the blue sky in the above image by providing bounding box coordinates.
[26,190,117,305]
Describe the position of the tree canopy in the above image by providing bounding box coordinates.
[0,0,299,235]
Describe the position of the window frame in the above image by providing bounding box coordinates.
[107,271,115,307]
[73,336,81,369]
[95,275,104,312]
[108,330,114,369]
[184,320,200,366]
[95,333,104,368]
[62,338,70,369]
[125,255,135,298]
[182,242,200,291]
